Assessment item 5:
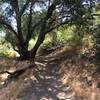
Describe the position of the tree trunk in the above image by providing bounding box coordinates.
[17,32,46,60]
[16,3,56,60]
[30,32,46,60]
[16,41,30,60]
[95,46,100,59]
[19,50,30,60]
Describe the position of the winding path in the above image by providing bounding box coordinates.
[21,57,76,100]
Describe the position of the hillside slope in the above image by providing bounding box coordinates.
[0,47,100,100]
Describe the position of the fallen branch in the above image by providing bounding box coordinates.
[0,64,34,79]
[0,64,35,89]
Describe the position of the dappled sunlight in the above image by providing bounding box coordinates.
[59,56,100,100]
[57,91,75,99]
[35,61,47,67]
[0,73,8,80]
[0,0,100,99]
[0,55,76,100]
[0,53,100,100]
[0,43,100,100]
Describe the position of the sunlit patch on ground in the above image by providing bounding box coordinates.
[0,50,100,100]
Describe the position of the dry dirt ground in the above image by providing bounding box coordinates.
[0,49,100,100]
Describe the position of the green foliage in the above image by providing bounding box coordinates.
[0,0,99,58]
[88,3,100,53]
[28,39,36,50]
[92,24,100,50]
[0,36,16,57]
[0,51,9,56]
[39,43,52,55]
[38,25,83,55]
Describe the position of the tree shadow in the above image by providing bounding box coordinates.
[21,60,75,100]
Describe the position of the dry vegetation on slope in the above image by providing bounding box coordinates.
[0,45,100,100]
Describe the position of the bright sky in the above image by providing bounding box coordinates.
[0,2,43,37]
[0,0,100,37]
[0,31,6,37]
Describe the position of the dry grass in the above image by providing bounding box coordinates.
[0,46,100,100]
[59,56,100,100]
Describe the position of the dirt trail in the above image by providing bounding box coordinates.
[21,57,76,100]
[0,47,100,100]
[0,55,76,100]
[0,54,100,100]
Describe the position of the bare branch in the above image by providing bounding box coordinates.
[0,18,18,38]
[25,18,43,44]
[46,3,56,20]
[25,2,33,44]
[48,0,51,8]
[11,43,19,52]
[12,46,19,52]
[26,1,56,43]
[45,20,70,34]
[10,0,19,15]
[20,0,31,16]
[92,14,100,16]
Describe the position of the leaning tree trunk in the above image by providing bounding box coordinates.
[30,3,56,60]
[30,32,46,60]
[30,20,47,60]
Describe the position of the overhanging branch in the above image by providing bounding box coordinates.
[10,0,19,15]
[92,14,100,16]
[20,0,31,16]
[45,20,70,34]
[25,18,43,44]
[25,2,33,45]
[0,19,18,38]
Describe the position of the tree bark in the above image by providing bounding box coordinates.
[30,31,46,60]
[29,3,56,60]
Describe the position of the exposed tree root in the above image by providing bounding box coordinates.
[0,64,35,89]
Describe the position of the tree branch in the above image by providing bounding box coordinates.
[46,3,56,20]
[20,0,31,16]
[25,19,42,45]
[92,14,100,16]
[11,43,19,52]
[10,0,24,43]
[10,0,19,15]
[25,2,33,45]
[45,19,70,34]
[0,18,18,38]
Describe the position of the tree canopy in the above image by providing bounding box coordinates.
[0,0,98,60]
